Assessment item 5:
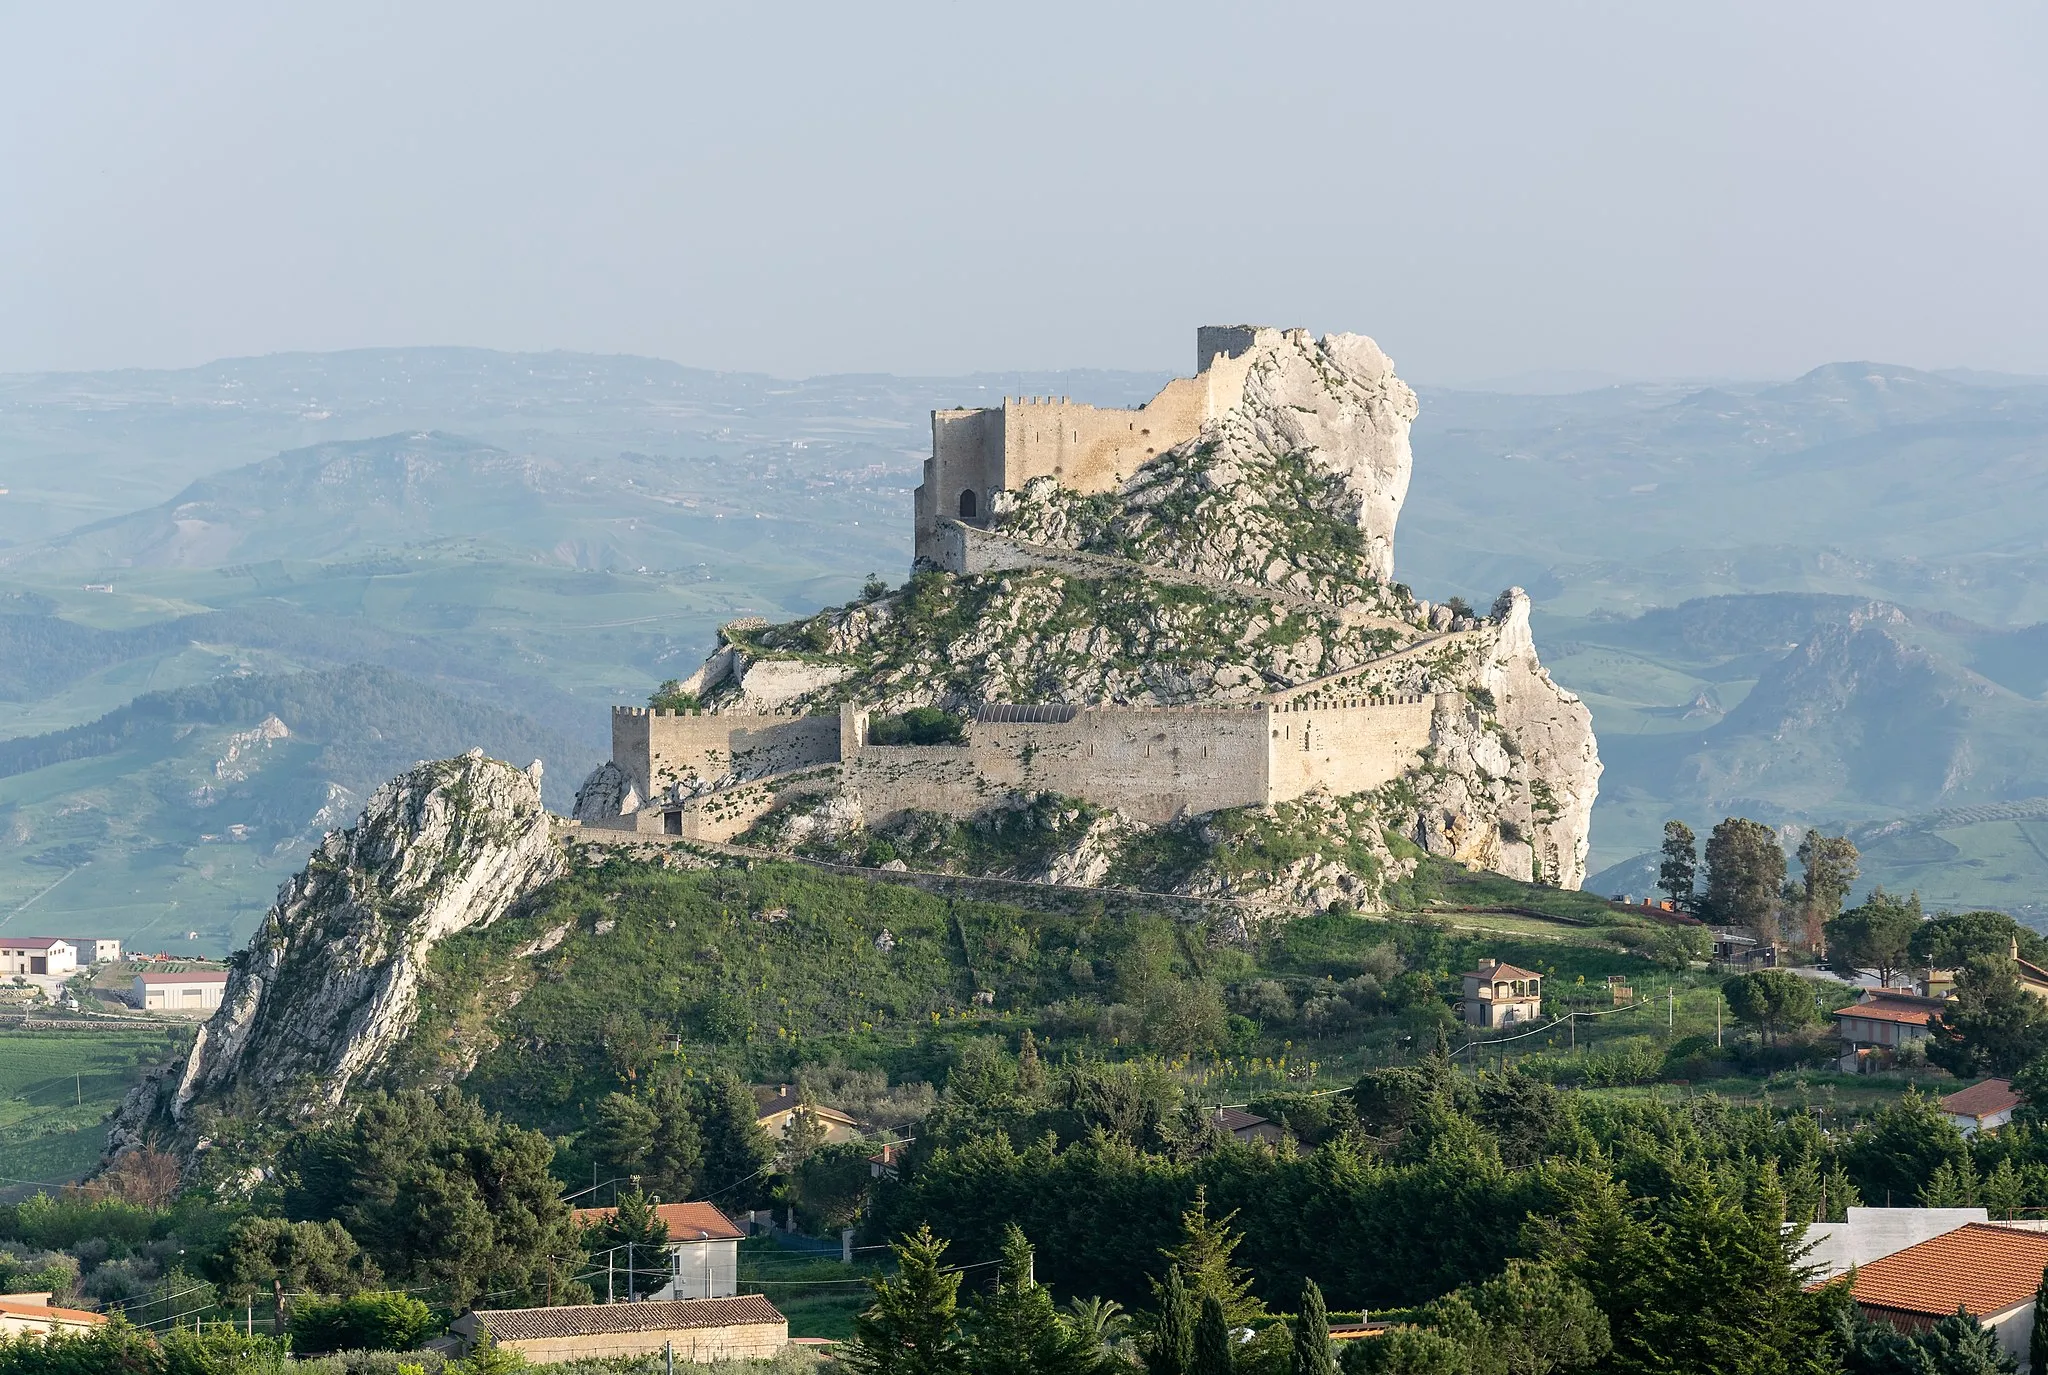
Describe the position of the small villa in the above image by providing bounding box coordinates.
[1833,992,1941,1072]
[1459,959,1543,1029]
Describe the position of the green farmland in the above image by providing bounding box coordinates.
[0,1026,193,1200]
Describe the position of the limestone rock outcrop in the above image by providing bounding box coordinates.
[113,750,563,1156]
[679,325,1597,902]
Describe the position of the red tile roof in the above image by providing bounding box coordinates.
[752,1087,859,1126]
[1461,961,1543,983]
[570,1201,745,1242]
[472,1295,782,1341]
[1942,1079,2022,1121]
[0,938,70,950]
[1833,998,1935,1027]
[0,1296,107,1325]
[1849,1224,2048,1319]
[1212,1108,1275,1134]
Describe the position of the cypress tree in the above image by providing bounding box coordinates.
[2031,1265,2048,1375]
[1148,1268,1196,1375]
[1193,1295,1232,1375]
[1292,1280,1334,1375]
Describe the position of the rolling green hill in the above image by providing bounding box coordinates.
[0,665,599,951]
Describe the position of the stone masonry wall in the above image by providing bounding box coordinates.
[614,694,1438,832]
[913,329,1265,564]
[1264,697,1437,803]
[613,707,842,802]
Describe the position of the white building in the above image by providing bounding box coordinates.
[0,938,77,977]
[134,970,228,1013]
[1459,959,1543,1029]
[570,1201,745,1301]
[57,938,121,965]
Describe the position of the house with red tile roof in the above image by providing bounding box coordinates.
[570,1202,745,1301]
[1833,992,1941,1072]
[0,1293,108,1340]
[1942,1079,2022,1138]
[1844,1223,2048,1365]
[1459,960,1543,1029]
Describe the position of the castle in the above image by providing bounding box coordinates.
[572,325,1598,892]
[913,325,1272,566]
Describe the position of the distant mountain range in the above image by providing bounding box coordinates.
[3,347,2047,942]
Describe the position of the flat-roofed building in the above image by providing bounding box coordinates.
[58,938,121,965]
[134,970,228,1013]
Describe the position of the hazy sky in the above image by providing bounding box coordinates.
[4,2,2043,383]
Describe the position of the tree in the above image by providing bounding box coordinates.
[281,1088,586,1309]
[583,1187,671,1301]
[212,1216,377,1322]
[587,1092,660,1177]
[1460,1259,1610,1375]
[697,1071,779,1208]
[1293,1280,1336,1375]
[1825,890,1921,987]
[1192,1296,1231,1375]
[1160,1189,1264,1327]
[1704,819,1786,940]
[1147,1268,1196,1375]
[842,1225,968,1375]
[1340,1326,1467,1375]
[1916,1306,2018,1375]
[1836,1091,1969,1209]
[1555,1163,1835,1375]
[2031,1266,2048,1375]
[1927,957,2048,1078]
[1065,1297,1131,1375]
[1796,831,1859,949]
[783,1101,831,1171]
[1720,970,1819,1047]
[648,680,699,712]
[289,1291,436,1354]
[1657,821,1698,908]
[967,1226,1089,1375]
[1017,1029,1048,1099]
[1912,910,2036,971]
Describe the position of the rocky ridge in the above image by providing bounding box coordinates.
[111,750,562,1159]
[678,328,1601,901]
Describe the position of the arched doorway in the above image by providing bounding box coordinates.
[958,489,978,519]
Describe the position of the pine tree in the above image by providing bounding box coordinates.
[842,1225,967,1375]
[1162,1188,1265,1326]
[1018,1028,1048,1098]
[1292,1280,1335,1375]
[968,1225,1088,1375]
[1147,1268,1196,1375]
[1192,1295,1232,1375]
[1658,821,1698,907]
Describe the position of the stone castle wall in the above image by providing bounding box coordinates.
[913,328,1271,564]
[611,694,1438,832]
[613,706,846,802]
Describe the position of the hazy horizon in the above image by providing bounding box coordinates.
[4,2,2043,383]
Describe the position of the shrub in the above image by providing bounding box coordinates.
[867,708,966,746]
[648,680,699,712]
[291,1291,438,1354]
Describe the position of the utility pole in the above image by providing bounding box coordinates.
[1716,998,1723,1048]
[1569,1014,1575,1052]
[1668,985,1674,1031]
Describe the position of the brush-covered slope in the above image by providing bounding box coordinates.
[681,329,1600,901]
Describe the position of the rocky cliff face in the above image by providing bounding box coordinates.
[657,327,1597,903]
[114,751,562,1155]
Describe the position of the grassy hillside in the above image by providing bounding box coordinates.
[395,852,1741,1180]
[0,1026,192,1201]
